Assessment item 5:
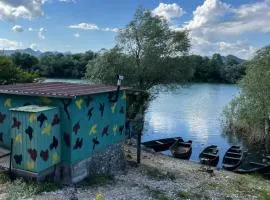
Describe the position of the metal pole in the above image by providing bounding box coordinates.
[137,130,141,164]
[9,138,13,181]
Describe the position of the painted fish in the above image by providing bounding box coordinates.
[75,98,84,109]
[119,125,124,135]
[40,150,49,162]
[87,107,94,120]
[29,113,36,123]
[52,152,60,164]
[92,137,100,150]
[4,98,12,107]
[113,125,118,136]
[14,134,22,144]
[85,96,93,107]
[89,124,97,135]
[37,113,47,128]
[63,132,71,147]
[14,154,22,165]
[111,103,117,113]
[0,112,6,123]
[27,161,35,170]
[50,136,59,150]
[25,126,33,141]
[73,138,83,149]
[99,102,105,117]
[102,125,109,137]
[51,114,60,126]
[42,123,52,136]
[12,117,21,129]
[73,122,80,135]
[27,148,37,161]
[61,99,72,120]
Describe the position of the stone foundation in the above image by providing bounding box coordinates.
[61,142,126,184]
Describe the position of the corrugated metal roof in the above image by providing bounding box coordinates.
[10,105,56,112]
[0,82,127,98]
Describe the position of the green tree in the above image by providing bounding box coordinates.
[86,7,190,90]
[0,56,38,84]
[222,45,270,151]
[11,52,39,71]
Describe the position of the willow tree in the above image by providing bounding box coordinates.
[86,7,190,90]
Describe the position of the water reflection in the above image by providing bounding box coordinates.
[143,83,240,167]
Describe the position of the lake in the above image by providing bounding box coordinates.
[44,79,241,166]
[142,83,240,166]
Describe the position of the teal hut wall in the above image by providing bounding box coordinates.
[0,90,126,167]
[0,95,72,163]
[10,106,61,173]
[69,91,126,163]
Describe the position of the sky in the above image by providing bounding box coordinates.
[0,0,270,59]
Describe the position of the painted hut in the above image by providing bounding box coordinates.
[0,82,127,183]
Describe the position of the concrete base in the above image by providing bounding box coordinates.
[60,142,126,184]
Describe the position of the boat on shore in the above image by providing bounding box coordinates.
[170,139,192,159]
[222,146,244,171]
[199,145,219,166]
[234,161,270,174]
[142,137,182,152]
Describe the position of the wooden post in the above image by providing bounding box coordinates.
[137,130,141,164]
[9,138,13,181]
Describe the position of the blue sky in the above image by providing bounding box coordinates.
[0,0,270,59]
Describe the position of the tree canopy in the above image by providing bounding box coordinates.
[86,7,191,90]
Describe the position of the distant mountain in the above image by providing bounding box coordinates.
[2,48,42,57]
[221,55,246,64]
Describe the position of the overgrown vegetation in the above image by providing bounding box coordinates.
[0,56,38,84]
[146,167,176,181]
[222,45,270,151]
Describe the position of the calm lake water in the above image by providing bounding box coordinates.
[142,83,240,166]
[45,79,241,166]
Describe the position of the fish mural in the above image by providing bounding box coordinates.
[73,122,80,135]
[52,152,60,164]
[37,113,47,127]
[111,103,117,113]
[0,112,6,123]
[99,102,105,117]
[113,125,118,136]
[29,113,36,124]
[75,98,84,110]
[14,134,22,144]
[85,96,93,107]
[40,150,49,162]
[14,154,22,165]
[63,132,71,147]
[102,125,109,137]
[25,126,34,141]
[4,98,12,107]
[52,114,60,126]
[27,160,35,170]
[73,138,83,149]
[12,117,21,129]
[87,107,94,120]
[42,123,52,136]
[89,124,97,135]
[92,137,100,150]
[27,148,37,161]
[61,99,72,120]
[50,136,59,150]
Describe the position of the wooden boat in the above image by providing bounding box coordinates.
[170,139,192,159]
[234,161,270,174]
[199,145,219,166]
[222,146,244,170]
[142,137,182,152]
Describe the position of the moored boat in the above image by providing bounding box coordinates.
[199,145,219,166]
[222,146,244,171]
[142,137,182,152]
[170,139,192,159]
[234,161,270,174]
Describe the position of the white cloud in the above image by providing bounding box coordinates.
[0,0,46,21]
[69,22,119,32]
[152,3,185,21]
[30,43,38,50]
[11,25,24,32]
[179,0,270,59]
[69,23,99,30]
[58,0,76,3]
[38,27,46,39]
[0,38,22,50]
[74,33,80,38]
